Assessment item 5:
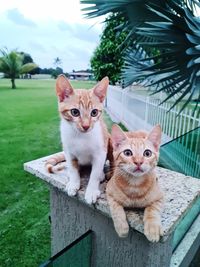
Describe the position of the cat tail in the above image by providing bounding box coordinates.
[45,152,66,173]
[105,136,114,180]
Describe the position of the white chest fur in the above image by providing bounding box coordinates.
[60,118,105,165]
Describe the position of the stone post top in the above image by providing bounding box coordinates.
[24,152,200,241]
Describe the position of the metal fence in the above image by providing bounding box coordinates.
[105,85,200,178]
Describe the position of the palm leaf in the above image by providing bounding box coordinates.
[81,0,200,111]
[0,49,22,76]
[81,0,167,45]
[20,63,38,74]
[125,1,200,111]
[0,48,38,88]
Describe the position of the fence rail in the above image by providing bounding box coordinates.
[105,85,200,178]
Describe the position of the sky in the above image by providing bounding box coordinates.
[0,0,104,72]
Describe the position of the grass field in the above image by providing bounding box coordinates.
[1,78,199,267]
[0,78,113,267]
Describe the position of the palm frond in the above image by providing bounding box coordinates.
[20,63,38,74]
[122,1,200,112]
[0,48,38,88]
[81,0,200,111]
[81,0,167,45]
[0,49,22,76]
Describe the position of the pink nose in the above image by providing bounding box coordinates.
[133,161,143,166]
[82,125,90,131]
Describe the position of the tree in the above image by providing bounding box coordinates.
[53,57,62,68]
[51,67,63,79]
[20,52,40,75]
[20,52,33,64]
[40,68,54,75]
[81,0,200,112]
[0,49,38,89]
[52,57,63,78]
[90,15,128,84]
[29,67,40,75]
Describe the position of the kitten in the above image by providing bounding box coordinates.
[106,124,164,242]
[46,74,110,204]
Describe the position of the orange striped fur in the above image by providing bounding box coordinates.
[45,152,65,173]
[46,75,112,204]
[106,124,164,242]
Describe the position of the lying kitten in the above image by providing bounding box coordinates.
[46,75,110,204]
[106,124,164,242]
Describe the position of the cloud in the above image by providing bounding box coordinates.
[71,23,100,43]
[29,42,46,53]
[0,2,103,72]
[57,21,100,45]
[6,8,36,27]
[57,21,72,32]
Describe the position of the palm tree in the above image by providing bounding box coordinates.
[0,49,38,89]
[81,0,200,112]
[53,57,62,68]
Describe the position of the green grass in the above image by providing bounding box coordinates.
[1,78,199,267]
[0,78,108,267]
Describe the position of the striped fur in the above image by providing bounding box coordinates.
[106,124,164,242]
[46,75,111,204]
[45,152,65,173]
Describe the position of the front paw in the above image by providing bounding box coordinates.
[144,221,163,242]
[114,220,129,238]
[85,188,101,204]
[66,181,80,196]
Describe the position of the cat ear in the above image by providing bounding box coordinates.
[111,124,127,150]
[147,124,162,151]
[93,76,109,103]
[56,74,74,102]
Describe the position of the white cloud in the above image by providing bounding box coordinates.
[0,0,88,23]
[6,8,36,27]
[0,0,104,72]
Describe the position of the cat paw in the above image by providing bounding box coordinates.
[144,221,163,242]
[85,189,101,204]
[66,182,80,196]
[114,221,129,238]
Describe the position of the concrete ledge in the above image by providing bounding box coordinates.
[24,152,200,242]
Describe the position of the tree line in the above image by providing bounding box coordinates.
[0,49,68,89]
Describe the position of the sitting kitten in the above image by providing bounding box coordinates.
[106,124,164,242]
[46,75,110,204]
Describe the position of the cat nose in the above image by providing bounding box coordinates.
[82,125,90,131]
[133,161,143,166]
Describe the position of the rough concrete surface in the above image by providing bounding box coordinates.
[24,152,200,241]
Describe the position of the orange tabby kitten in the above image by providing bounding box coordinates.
[106,124,164,242]
[46,75,111,204]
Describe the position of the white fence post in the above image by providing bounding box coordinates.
[145,96,149,124]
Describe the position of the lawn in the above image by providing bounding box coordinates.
[1,78,199,267]
[0,78,113,267]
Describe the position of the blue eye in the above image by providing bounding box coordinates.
[71,108,80,117]
[91,109,98,117]
[143,149,152,157]
[123,149,133,157]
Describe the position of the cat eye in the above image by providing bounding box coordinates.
[91,109,98,117]
[123,149,133,157]
[71,108,80,117]
[143,149,152,157]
